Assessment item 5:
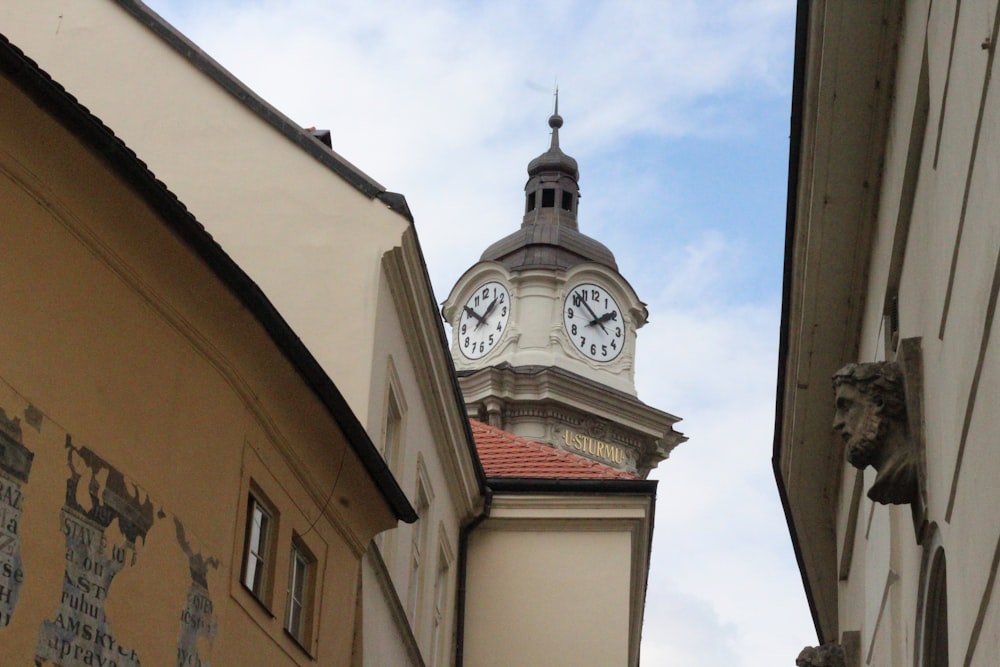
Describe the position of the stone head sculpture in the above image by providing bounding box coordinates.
[796,643,845,667]
[832,361,918,505]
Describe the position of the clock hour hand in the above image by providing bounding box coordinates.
[576,296,609,334]
[464,305,485,327]
[593,310,618,326]
[589,318,609,335]
[589,311,618,335]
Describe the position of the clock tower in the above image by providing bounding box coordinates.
[442,101,685,477]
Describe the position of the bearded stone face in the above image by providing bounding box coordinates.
[831,359,919,505]
[833,383,884,470]
[796,643,846,667]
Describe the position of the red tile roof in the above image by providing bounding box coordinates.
[471,419,638,480]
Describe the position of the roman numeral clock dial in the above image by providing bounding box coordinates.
[563,283,624,362]
[458,281,511,360]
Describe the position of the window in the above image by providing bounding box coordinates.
[286,539,315,647]
[526,191,536,212]
[379,359,406,471]
[233,450,328,654]
[919,548,949,667]
[407,482,430,622]
[242,493,276,603]
[383,390,402,469]
[376,368,406,552]
[430,533,454,666]
[541,188,555,207]
[561,191,573,211]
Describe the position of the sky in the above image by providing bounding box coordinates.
[145,0,814,663]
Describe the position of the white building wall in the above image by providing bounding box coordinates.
[828,1,1000,665]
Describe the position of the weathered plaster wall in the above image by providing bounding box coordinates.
[0,72,393,666]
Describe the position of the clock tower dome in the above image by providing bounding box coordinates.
[442,100,685,477]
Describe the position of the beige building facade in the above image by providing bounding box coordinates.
[777,1,1000,665]
[461,472,656,667]
[1,2,483,665]
[0,36,413,665]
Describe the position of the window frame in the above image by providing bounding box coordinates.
[232,447,329,662]
[541,188,556,208]
[285,536,316,648]
[406,456,435,627]
[429,527,455,667]
[241,490,278,608]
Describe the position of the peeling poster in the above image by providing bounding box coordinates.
[0,407,33,629]
[34,438,155,667]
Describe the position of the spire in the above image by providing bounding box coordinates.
[527,93,578,181]
[477,94,618,272]
[550,87,562,149]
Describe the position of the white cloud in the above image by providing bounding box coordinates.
[640,588,741,664]
[631,230,814,665]
[155,0,796,298]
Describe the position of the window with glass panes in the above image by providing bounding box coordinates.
[286,541,313,644]
[242,495,273,601]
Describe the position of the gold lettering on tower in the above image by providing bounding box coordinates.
[562,429,625,465]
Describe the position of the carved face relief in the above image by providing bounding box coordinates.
[833,383,880,469]
[831,359,921,506]
[796,643,846,667]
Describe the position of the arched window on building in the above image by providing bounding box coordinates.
[916,531,948,667]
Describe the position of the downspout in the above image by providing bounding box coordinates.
[454,486,493,667]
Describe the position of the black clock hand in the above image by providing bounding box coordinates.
[577,294,609,334]
[593,310,618,326]
[576,293,601,322]
[464,305,485,326]
[477,297,499,329]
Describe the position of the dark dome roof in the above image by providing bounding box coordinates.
[480,223,618,272]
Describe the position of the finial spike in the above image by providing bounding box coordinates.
[548,82,563,149]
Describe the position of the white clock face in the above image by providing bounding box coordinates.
[563,283,624,362]
[458,281,511,360]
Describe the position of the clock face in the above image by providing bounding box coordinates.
[458,281,511,360]
[563,283,624,362]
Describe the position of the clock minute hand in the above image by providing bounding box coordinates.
[479,297,499,327]
[576,294,601,322]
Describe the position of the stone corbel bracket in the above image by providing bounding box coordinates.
[796,642,846,667]
[831,337,926,541]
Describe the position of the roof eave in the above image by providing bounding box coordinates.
[117,0,419,221]
[775,0,903,643]
[0,33,417,524]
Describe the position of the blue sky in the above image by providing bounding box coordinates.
[145,0,812,663]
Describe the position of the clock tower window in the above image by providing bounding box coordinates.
[561,191,574,211]
[541,188,556,208]
[526,191,536,213]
